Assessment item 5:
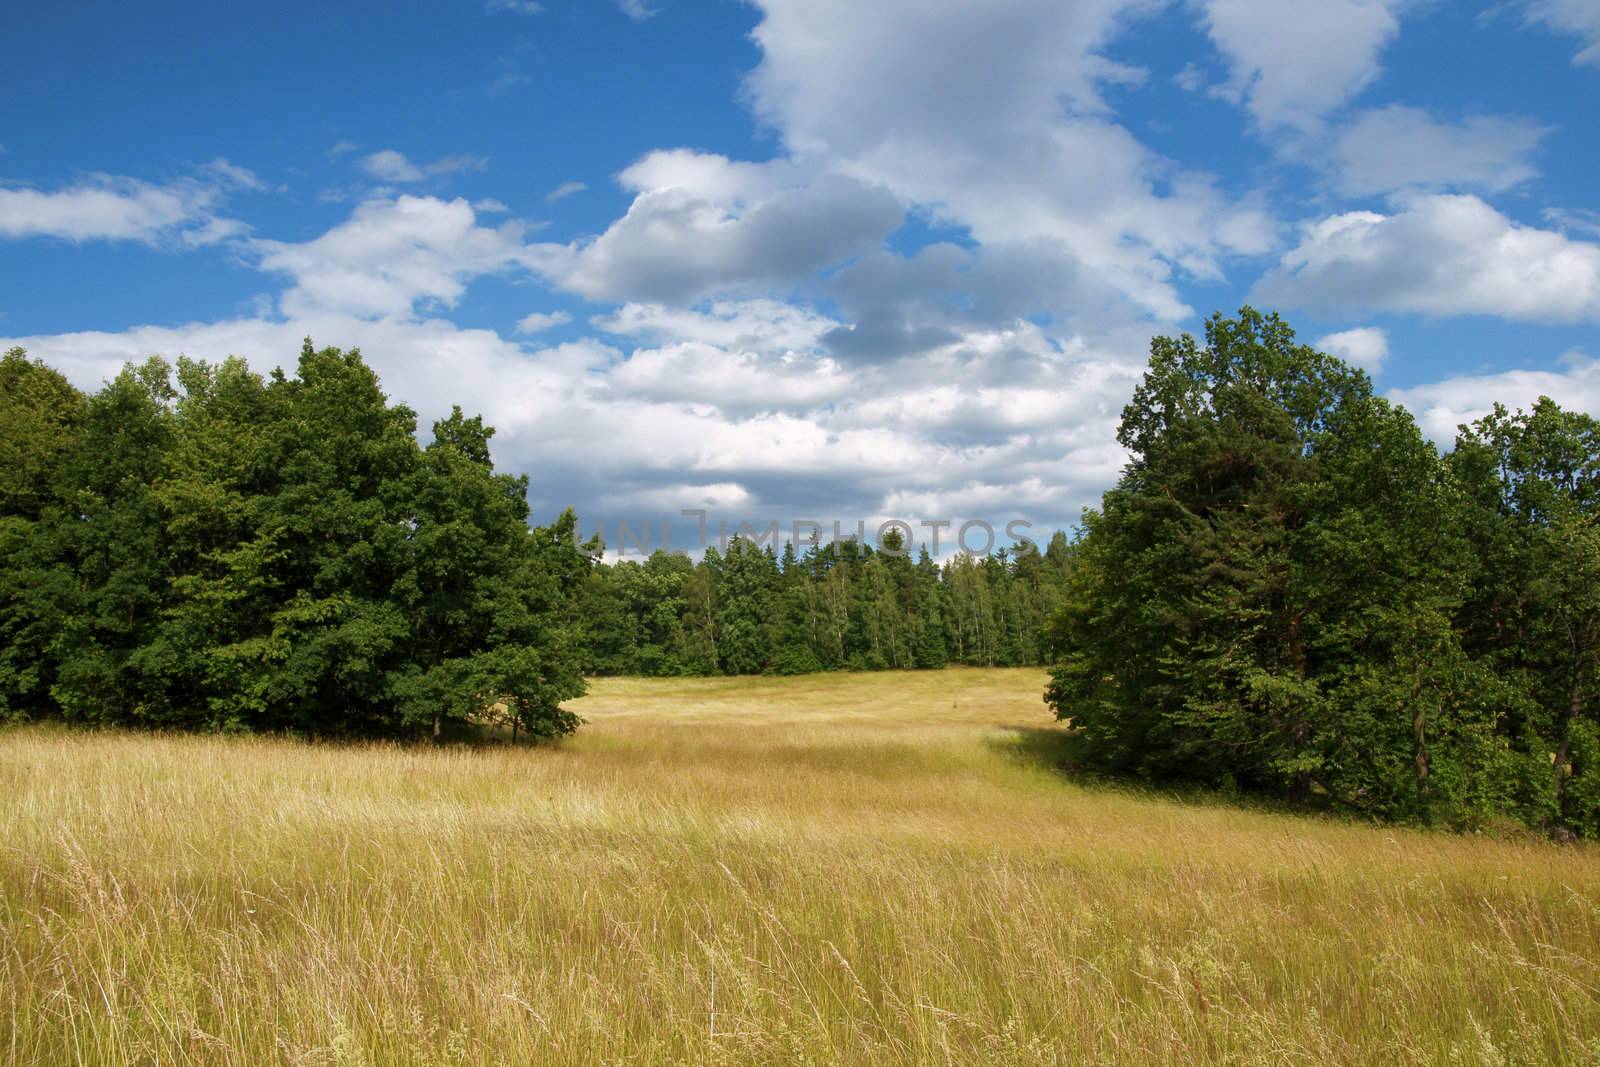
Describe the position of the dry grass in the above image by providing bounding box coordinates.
[2,667,1598,1065]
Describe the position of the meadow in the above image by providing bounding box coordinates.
[2,668,1598,1065]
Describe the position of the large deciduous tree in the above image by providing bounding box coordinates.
[1046,308,1529,826]
[0,341,588,740]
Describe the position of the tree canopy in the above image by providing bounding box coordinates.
[0,342,589,739]
[576,531,1074,678]
[1047,308,1599,835]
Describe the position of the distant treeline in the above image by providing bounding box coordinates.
[577,531,1075,677]
[1049,308,1599,836]
[0,342,591,740]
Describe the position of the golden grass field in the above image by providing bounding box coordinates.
[2,667,1599,1065]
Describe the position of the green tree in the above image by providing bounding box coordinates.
[770,540,823,674]
[389,407,586,739]
[678,548,721,673]
[0,350,87,719]
[1047,308,1514,825]
[715,536,778,674]
[911,548,949,669]
[1450,399,1600,829]
[0,342,587,741]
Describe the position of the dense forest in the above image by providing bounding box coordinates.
[1048,308,1600,836]
[3,309,1598,835]
[577,530,1074,676]
[0,342,591,740]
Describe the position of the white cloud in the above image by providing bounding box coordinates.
[253,195,542,318]
[473,198,510,214]
[608,340,851,412]
[594,299,850,416]
[1316,326,1388,372]
[180,217,251,248]
[515,310,572,334]
[362,150,426,183]
[593,299,837,353]
[1196,0,1402,130]
[531,153,902,304]
[486,0,543,14]
[1523,0,1600,65]
[1389,354,1600,444]
[1333,106,1547,196]
[743,0,1277,322]
[0,303,1140,534]
[602,483,753,515]
[881,476,1109,528]
[1255,194,1600,323]
[545,180,587,203]
[616,0,657,20]
[0,173,241,245]
[1173,62,1208,92]
[360,150,488,184]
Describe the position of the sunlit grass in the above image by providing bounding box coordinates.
[3,668,1598,1064]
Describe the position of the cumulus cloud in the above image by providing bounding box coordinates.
[593,300,850,415]
[608,341,851,413]
[600,483,753,517]
[1390,354,1600,443]
[1316,326,1388,372]
[1196,0,1403,131]
[1523,0,1600,65]
[0,172,244,246]
[531,153,902,304]
[593,299,838,353]
[744,0,1277,322]
[1254,195,1600,322]
[1333,106,1547,196]
[820,240,1168,362]
[253,195,542,318]
[361,150,427,183]
[9,169,1136,526]
[0,303,1138,539]
[515,310,571,334]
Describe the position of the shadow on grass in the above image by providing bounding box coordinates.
[991,724,1080,774]
[986,724,1352,821]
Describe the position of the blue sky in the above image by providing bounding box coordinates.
[3,0,1598,550]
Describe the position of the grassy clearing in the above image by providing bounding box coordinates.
[2,668,1598,1065]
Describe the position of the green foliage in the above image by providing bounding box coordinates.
[577,529,1069,678]
[1047,306,1600,836]
[1448,398,1600,830]
[0,342,587,740]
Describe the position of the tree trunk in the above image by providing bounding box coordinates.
[1409,663,1430,789]
[1413,704,1431,784]
[1553,666,1583,803]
